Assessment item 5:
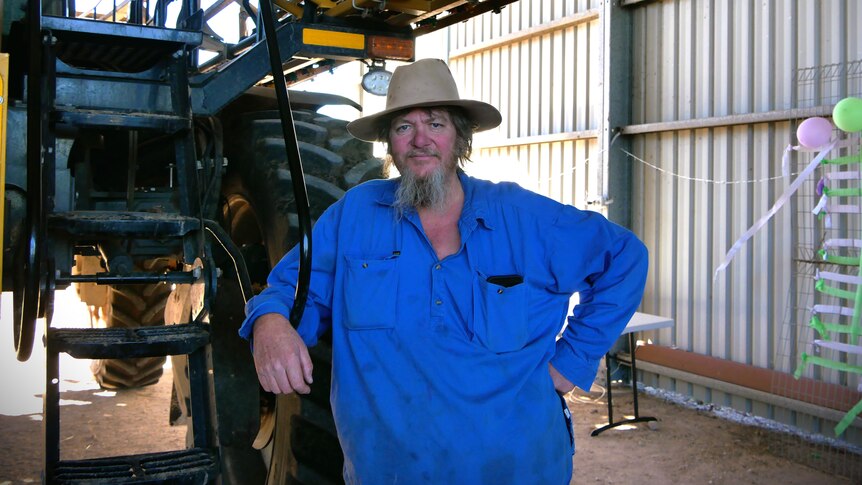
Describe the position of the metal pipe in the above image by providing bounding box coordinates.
[474,129,599,150]
[56,271,198,284]
[619,105,834,136]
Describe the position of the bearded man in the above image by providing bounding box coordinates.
[240,59,648,484]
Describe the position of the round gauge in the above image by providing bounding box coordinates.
[361,69,393,96]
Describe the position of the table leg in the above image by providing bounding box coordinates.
[591,332,659,436]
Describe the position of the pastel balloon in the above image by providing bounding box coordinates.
[833,97,862,133]
[796,117,833,148]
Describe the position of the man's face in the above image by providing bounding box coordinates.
[388,108,459,179]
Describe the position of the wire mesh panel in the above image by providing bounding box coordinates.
[770,60,862,480]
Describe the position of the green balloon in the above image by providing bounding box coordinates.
[833,97,862,133]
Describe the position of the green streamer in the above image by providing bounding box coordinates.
[809,315,861,338]
[823,186,862,197]
[808,315,831,340]
[815,279,857,300]
[796,353,862,375]
[821,155,862,165]
[834,398,862,437]
[797,352,862,436]
[853,243,862,342]
[817,249,861,266]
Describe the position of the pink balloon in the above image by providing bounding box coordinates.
[796,117,834,148]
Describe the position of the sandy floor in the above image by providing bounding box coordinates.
[0,290,857,484]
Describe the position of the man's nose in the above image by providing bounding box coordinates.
[411,126,431,147]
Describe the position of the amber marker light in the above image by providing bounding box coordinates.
[367,35,414,61]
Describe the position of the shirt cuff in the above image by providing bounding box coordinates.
[238,296,321,348]
[550,339,602,392]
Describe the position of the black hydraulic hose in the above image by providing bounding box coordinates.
[257,0,312,327]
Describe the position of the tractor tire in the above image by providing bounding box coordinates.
[90,258,173,389]
[215,109,384,485]
[72,255,109,326]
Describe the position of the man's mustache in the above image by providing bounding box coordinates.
[407,149,439,158]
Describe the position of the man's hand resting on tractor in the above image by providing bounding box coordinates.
[252,313,314,395]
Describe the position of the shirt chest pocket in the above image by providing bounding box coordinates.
[342,255,398,330]
[472,271,529,353]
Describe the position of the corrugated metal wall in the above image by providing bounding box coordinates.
[626,0,862,443]
[444,0,603,210]
[432,0,862,444]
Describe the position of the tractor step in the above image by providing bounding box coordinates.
[48,448,218,484]
[43,15,202,73]
[48,323,210,360]
[48,211,200,237]
[54,108,191,132]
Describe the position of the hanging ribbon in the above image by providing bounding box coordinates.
[816,270,862,285]
[817,249,861,266]
[812,303,857,317]
[793,352,862,436]
[823,239,862,250]
[820,154,862,165]
[715,140,838,279]
[825,171,862,181]
[824,187,862,197]
[794,352,862,379]
[819,203,861,214]
[835,399,862,437]
[808,315,861,340]
[815,278,857,300]
[814,339,862,355]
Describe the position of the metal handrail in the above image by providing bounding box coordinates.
[258,0,312,328]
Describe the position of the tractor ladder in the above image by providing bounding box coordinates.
[22,2,229,482]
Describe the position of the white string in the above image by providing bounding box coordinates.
[620,148,798,185]
[536,148,607,186]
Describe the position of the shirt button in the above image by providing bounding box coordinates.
[497,288,504,294]
[435,299,443,306]
[435,264,442,270]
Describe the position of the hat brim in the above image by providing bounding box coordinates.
[346,99,502,142]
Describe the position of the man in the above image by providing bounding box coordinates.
[240,59,648,484]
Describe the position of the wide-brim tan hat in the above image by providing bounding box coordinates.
[347,58,502,142]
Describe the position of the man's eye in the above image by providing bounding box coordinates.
[430,122,444,129]
[394,125,410,134]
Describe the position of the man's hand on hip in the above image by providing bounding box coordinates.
[549,364,575,395]
[252,313,314,395]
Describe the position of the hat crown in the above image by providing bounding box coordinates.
[385,59,461,111]
[346,58,502,142]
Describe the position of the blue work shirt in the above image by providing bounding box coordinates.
[240,171,648,484]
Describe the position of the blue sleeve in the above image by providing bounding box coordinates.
[237,199,341,348]
[548,207,649,391]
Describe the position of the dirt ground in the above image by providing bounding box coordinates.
[0,291,858,484]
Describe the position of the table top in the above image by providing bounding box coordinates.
[623,312,674,334]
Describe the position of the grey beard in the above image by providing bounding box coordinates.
[394,164,450,216]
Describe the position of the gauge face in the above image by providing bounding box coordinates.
[361,69,393,96]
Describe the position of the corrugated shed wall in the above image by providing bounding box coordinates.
[444,0,603,210]
[625,0,861,441]
[433,0,862,442]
